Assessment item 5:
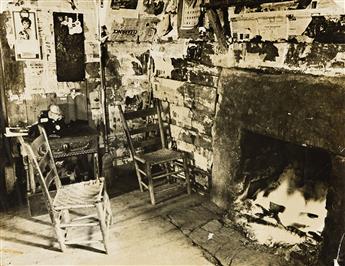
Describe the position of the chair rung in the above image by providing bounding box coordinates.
[153,169,166,176]
[138,168,147,176]
[175,173,186,178]
[123,107,156,120]
[129,124,159,135]
[65,239,102,245]
[140,181,148,189]
[60,222,99,228]
[152,170,184,180]
[72,214,97,222]
[158,183,186,193]
[55,204,96,210]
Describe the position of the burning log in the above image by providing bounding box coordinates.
[286,225,308,238]
[308,231,323,242]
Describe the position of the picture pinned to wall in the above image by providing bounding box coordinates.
[13,9,41,60]
[111,18,138,42]
[53,12,85,82]
[111,0,138,9]
[177,0,202,38]
[143,0,165,15]
[180,0,202,30]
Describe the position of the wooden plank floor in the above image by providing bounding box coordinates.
[0,183,213,265]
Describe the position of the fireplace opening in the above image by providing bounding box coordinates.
[233,130,332,261]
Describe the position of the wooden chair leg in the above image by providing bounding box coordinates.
[106,211,112,228]
[183,157,191,195]
[62,210,70,223]
[104,192,113,226]
[93,152,99,179]
[60,209,70,240]
[166,162,175,183]
[55,227,66,252]
[134,161,144,192]
[163,163,170,183]
[97,203,109,254]
[54,213,66,252]
[146,163,155,205]
[48,210,55,224]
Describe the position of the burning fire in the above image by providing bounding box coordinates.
[235,166,327,247]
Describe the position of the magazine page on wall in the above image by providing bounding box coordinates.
[13,9,41,60]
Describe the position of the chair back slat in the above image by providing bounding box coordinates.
[20,125,62,209]
[123,107,156,120]
[38,151,50,170]
[129,123,159,135]
[31,135,46,158]
[133,137,162,149]
[118,100,167,159]
[45,168,58,189]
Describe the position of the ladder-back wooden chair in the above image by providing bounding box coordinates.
[118,100,191,205]
[18,125,112,253]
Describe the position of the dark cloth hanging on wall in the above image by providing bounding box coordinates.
[53,12,85,82]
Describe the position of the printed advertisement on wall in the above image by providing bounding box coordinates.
[13,10,41,60]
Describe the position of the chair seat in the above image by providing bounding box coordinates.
[53,179,104,210]
[118,102,191,205]
[134,148,184,164]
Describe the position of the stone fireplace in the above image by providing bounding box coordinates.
[211,69,345,265]
[235,130,331,264]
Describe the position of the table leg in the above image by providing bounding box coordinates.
[93,152,99,179]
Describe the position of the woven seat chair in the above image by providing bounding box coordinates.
[118,99,191,205]
[19,125,112,253]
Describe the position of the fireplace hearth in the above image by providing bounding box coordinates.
[233,131,331,264]
[211,69,345,265]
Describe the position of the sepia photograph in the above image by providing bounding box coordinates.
[0,0,345,265]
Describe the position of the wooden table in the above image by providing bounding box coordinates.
[29,124,100,193]
[48,125,99,179]
[6,125,100,215]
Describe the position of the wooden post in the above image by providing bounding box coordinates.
[0,17,9,210]
[206,9,228,53]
